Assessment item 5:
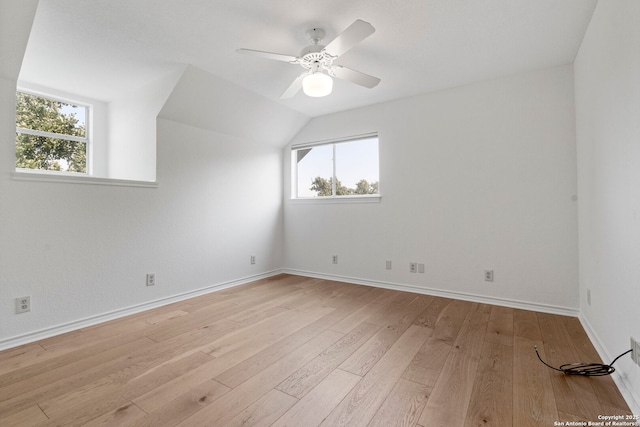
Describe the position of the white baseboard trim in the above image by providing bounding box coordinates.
[579,314,640,415]
[282,269,580,317]
[0,270,283,351]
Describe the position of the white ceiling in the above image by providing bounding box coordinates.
[19,0,598,118]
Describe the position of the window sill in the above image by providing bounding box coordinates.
[289,195,381,204]
[11,170,158,188]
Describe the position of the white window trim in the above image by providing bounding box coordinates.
[16,127,88,144]
[11,169,158,188]
[291,132,380,202]
[16,88,93,175]
[289,194,381,204]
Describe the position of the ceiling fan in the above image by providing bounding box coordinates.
[237,19,381,98]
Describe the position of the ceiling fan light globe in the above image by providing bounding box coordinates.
[302,72,333,97]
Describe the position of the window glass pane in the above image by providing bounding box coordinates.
[15,133,87,173]
[335,137,379,195]
[16,92,86,138]
[296,145,333,197]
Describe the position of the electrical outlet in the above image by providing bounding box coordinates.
[250,255,256,265]
[418,263,425,274]
[332,255,338,264]
[410,262,417,273]
[484,270,494,282]
[146,273,156,286]
[632,337,640,366]
[385,260,392,270]
[16,296,30,314]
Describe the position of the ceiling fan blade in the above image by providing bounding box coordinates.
[280,73,307,99]
[323,19,375,57]
[331,65,380,88]
[236,48,298,63]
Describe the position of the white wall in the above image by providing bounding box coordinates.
[108,69,184,181]
[0,0,38,81]
[574,0,640,412]
[284,65,579,313]
[0,84,285,346]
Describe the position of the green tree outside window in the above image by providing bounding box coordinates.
[15,92,87,173]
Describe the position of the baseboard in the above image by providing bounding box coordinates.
[0,269,283,351]
[579,314,640,415]
[282,269,580,317]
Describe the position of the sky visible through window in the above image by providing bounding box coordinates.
[296,137,379,197]
[59,103,86,133]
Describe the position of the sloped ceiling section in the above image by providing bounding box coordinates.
[17,0,599,118]
[159,65,310,147]
[0,0,38,81]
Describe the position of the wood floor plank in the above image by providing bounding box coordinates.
[339,297,430,376]
[0,274,631,426]
[203,305,332,358]
[513,336,559,426]
[328,302,387,335]
[125,307,336,415]
[320,324,431,427]
[277,280,349,311]
[0,336,153,398]
[272,369,361,427]
[513,309,542,341]
[354,286,391,303]
[0,343,48,376]
[537,312,609,422]
[429,299,473,344]
[132,359,231,413]
[146,294,284,343]
[311,281,376,308]
[80,402,147,427]
[213,299,369,389]
[37,351,216,425]
[176,330,343,427]
[131,379,231,427]
[276,322,380,398]
[368,378,430,427]
[0,337,157,418]
[418,303,491,427]
[485,305,514,347]
[561,313,630,412]
[224,292,297,323]
[412,296,452,329]
[402,336,452,388]
[225,389,298,427]
[463,341,513,427]
[0,405,48,427]
[368,288,409,305]
[328,294,401,334]
[591,378,633,415]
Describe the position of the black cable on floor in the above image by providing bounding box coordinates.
[534,345,633,376]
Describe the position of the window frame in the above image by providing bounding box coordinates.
[291,133,381,202]
[15,88,92,176]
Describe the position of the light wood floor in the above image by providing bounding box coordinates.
[0,274,631,426]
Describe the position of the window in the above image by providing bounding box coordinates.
[15,91,90,174]
[292,134,379,198]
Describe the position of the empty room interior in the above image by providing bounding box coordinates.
[1,0,639,426]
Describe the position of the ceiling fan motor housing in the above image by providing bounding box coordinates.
[299,45,334,71]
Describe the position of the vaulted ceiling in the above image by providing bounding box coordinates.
[18,0,598,118]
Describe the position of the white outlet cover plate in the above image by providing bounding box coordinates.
[16,296,31,313]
